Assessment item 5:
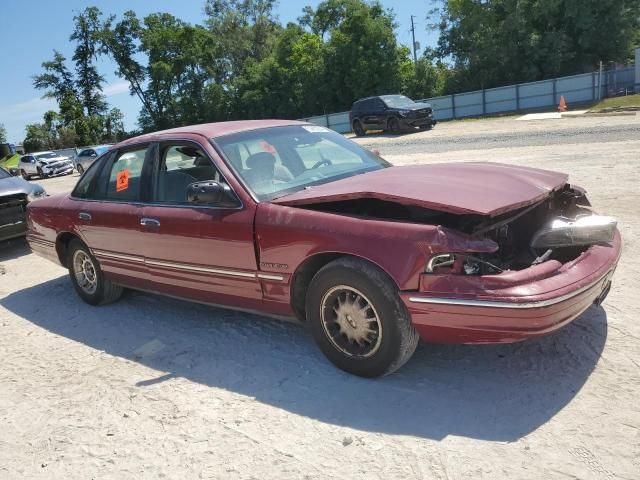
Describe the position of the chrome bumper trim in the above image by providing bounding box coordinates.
[408,271,611,309]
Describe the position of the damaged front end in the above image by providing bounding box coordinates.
[294,183,618,284]
[422,184,617,277]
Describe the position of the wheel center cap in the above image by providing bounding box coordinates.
[345,313,357,329]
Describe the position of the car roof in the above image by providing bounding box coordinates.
[114,120,307,149]
[353,96,380,104]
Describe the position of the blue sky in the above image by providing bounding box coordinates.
[0,0,438,143]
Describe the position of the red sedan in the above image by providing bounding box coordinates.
[26,120,621,377]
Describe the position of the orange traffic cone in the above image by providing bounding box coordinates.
[558,95,568,112]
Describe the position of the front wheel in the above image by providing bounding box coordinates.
[306,257,419,377]
[387,117,401,134]
[67,239,123,305]
[20,169,29,180]
[37,167,48,179]
[76,164,84,175]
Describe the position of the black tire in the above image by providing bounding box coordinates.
[352,119,366,137]
[37,167,47,179]
[20,169,29,180]
[306,257,419,377]
[419,123,433,131]
[76,164,84,175]
[67,239,123,306]
[387,117,401,134]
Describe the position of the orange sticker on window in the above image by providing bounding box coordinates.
[260,140,276,154]
[116,169,129,192]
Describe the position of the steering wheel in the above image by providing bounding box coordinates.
[311,158,332,169]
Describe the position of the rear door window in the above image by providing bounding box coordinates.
[94,146,149,201]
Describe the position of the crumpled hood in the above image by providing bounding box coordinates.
[38,156,67,165]
[0,175,38,197]
[273,162,569,216]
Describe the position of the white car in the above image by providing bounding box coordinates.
[19,151,74,179]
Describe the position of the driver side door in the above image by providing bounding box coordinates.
[140,139,263,309]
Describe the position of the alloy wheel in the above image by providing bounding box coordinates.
[73,250,98,295]
[320,285,383,358]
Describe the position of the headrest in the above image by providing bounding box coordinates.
[193,156,210,166]
[246,152,276,170]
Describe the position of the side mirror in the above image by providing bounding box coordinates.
[9,168,19,176]
[91,153,97,157]
[187,181,238,207]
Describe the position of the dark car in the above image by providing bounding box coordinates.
[349,94,436,136]
[26,120,620,377]
[0,166,46,241]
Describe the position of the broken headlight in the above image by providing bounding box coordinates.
[426,253,502,275]
[531,215,617,249]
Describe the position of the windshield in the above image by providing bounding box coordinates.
[381,95,415,108]
[95,146,109,154]
[0,167,10,179]
[35,152,59,160]
[213,125,390,201]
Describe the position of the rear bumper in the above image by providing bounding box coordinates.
[401,230,621,344]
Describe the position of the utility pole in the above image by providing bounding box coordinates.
[410,15,418,70]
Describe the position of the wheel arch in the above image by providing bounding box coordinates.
[55,231,82,267]
[290,251,400,322]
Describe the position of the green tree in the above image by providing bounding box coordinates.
[237,24,327,118]
[433,0,640,92]
[318,0,407,112]
[71,7,107,117]
[204,0,281,83]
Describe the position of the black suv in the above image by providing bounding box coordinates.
[349,95,436,136]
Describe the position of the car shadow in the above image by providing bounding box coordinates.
[1,276,607,442]
[356,128,428,140]
[0,237,31,261]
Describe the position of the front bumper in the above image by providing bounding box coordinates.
[44,165,74,177]
[399,114,436,128]
[401,229,621,344]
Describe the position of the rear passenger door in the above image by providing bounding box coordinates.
[140,140,262,307]
[71,144,153,289]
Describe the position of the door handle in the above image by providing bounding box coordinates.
[140,217,161,227]
[78,212,91,221]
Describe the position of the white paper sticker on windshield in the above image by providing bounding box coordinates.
[302,125,330,133]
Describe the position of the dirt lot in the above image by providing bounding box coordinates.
[1,114,639,479]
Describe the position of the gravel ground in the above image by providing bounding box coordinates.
[1,114,639,479]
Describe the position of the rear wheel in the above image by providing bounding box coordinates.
[76,164,84,175]
[67,239,123,306]
[306,257,419,377]
[387,117,401,134]
[352,119,365,137]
